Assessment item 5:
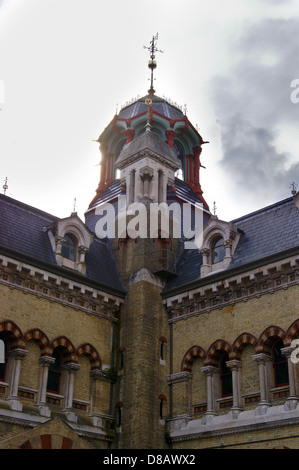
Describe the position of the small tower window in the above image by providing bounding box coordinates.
[272,339,289,387]
[211,236,225,264]
[47,348,63,394]
[0,336,9,382]
[61,233,77,261]
[173,141,185,180]
[219,352,232,397]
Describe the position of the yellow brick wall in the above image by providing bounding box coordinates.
[0,284,113,369]
[19,340,40,390]
[191,357,206,405]
[73,354,91,403]
[172,286,299,372]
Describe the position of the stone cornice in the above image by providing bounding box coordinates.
[163,248,299,300]
[167,411,299,444]
[164,255,299,323]
[0,246,127,299]
[0,256,124,323]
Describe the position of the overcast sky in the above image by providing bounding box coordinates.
[0,0,298,222]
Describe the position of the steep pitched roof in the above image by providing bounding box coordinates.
[115,128,180,169]
[164,196,299,293]
[0,194,125,294]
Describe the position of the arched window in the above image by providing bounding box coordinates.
[61,234,77,261]
[159,394,167,419]
[173,141,185,180]
[211,236,225,264]
[47,348,63,394]
[0,336,9,382]
[219,352,232,397]
[116,402,123,427]
[272,339,289,387]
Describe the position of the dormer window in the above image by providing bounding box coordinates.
[198,217,241,277]
[61,234,77,261]
[211,236,225,264]
[48,213,93,274]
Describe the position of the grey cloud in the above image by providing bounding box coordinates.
[210,17,299,206]
[219,115,299,200]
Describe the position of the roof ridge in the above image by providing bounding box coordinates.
[0,194,59,222]
[231,196,294,224]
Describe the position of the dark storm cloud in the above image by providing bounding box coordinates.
[218,115,299,198]
[210,18,299,205]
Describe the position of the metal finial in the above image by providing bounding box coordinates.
[145,97,152,131]
[183,104,188,115]
[290,182,297,196]
[3,177,8,195]
[213,201,217,216]
[143,33,163,96]
[72,197,77,214]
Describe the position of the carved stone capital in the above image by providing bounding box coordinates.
[252,353,272,365]
[167,372,192,384]
[62,363,81,373]
[8,349,28,360]
[39,356,56,367]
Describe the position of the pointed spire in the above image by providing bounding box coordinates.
[143,33,163,96]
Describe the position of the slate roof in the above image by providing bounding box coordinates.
[115,129,180,168]
[164,197,299,294]
[0,194,125,294]
[231,197,299,267]
[85,178,211,235]
[118,95,185,121]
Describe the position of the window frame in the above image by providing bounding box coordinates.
[47,348,63,394]
[219,352,233,398]
[61,233,77,262]
[211,236,225,265]
[272,339,289,388]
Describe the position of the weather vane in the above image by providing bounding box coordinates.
[72,197,77,214]
[3,177,8,195]
[290,181,297,196]
[143,33,163,96]
[213,201,217,216]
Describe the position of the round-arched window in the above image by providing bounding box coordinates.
[61,234,77,261]
[173,140,185,180]
[272,339,289,387]
[219,352,232,397]
[211,236,225,264]
[47,348,63,394]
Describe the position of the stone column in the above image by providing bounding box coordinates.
[281,346,299,410]
[129,170,135,205]
[227,360,242,418]
[199,248,210,277]
[223,240,232,268]
[6,349,28,411]
[253,353,272,414]
[55,235,65,266]
[77,246,88,274]
[193,145,202,191]
[37,356,55,417]
[201,366,219,420]
[62,363,81,422]
[134,170,141,202]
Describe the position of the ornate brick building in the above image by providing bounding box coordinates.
[1,42,299,449]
